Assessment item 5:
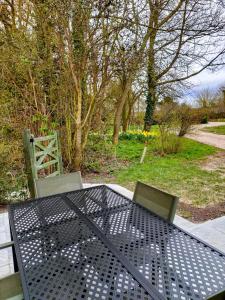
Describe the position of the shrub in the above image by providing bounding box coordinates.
[200,115,208,124]
[209,113,225,121]
[154,134,183,155]
[191,108,211,124]
[132,112,145,126]
[119,130,157,142]
[162,134,183,154]
[192,110,225,124]
[153,101,183,155]
[131,112,158,127]
[176,104,194,136]
[83,133,117,173]
[0,141,28,204]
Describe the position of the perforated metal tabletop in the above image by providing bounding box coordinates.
[9,185,225,300]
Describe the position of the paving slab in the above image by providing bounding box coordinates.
[188,225,225,253]
[173,215,197,231]
[0,212,13,278]
[204,216,225,234]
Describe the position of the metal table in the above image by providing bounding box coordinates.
[8,185,225,300]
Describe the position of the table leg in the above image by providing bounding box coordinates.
[10,229,19,272]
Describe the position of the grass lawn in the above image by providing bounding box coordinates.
[86,137,225,221]
[202,125,225,135]
[114,138,225,206]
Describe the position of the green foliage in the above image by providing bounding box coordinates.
[144,93,155,130]
[200,115,208,124]
[170,138,216,160]
[32,113,59,135]
[116,140,145,161]
[117,129,217,160]
[0,141,27,204]
[132,112,145,127]
[191,108,210,124]
[119,130,157,142]
[155,134,183,155]
[153,98,183,154]
[1,124,14,136]
[210,118,225,122]
[117,135,216,162]
[83,133,117,173]
[0,0,224,207]
[116,138,216,161]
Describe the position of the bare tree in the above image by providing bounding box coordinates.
[56,0,121,169]
[111,0,153,144]
[195,88,218,108]
[142,0,225,130]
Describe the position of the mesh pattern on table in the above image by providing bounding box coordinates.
[67,186,225,300]
[9,193,153,300]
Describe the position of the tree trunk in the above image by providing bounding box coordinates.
[122,119,128,132]
[123,99,133,132]
[122,102,127,132]
[73,89,82,171]
[144,83,156,131]
[113,108,122,145]
[144,47,157,131]
[144,8,158,131]
[73,131,82,170]
[112,79,132,144]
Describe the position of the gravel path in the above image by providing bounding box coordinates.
[186,122,225,150]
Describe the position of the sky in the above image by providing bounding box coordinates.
[183,67,225,105]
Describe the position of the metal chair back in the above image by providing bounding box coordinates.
[133,181,178,223]
[34,172,83,198]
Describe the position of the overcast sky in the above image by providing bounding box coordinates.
[183,67,225,104]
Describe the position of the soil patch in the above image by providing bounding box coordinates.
[178,201,225,223]
[200,151,225,172]
[83,158,129,182]
[83,172,115,183]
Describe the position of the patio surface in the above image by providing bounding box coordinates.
[1,183,225,279]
